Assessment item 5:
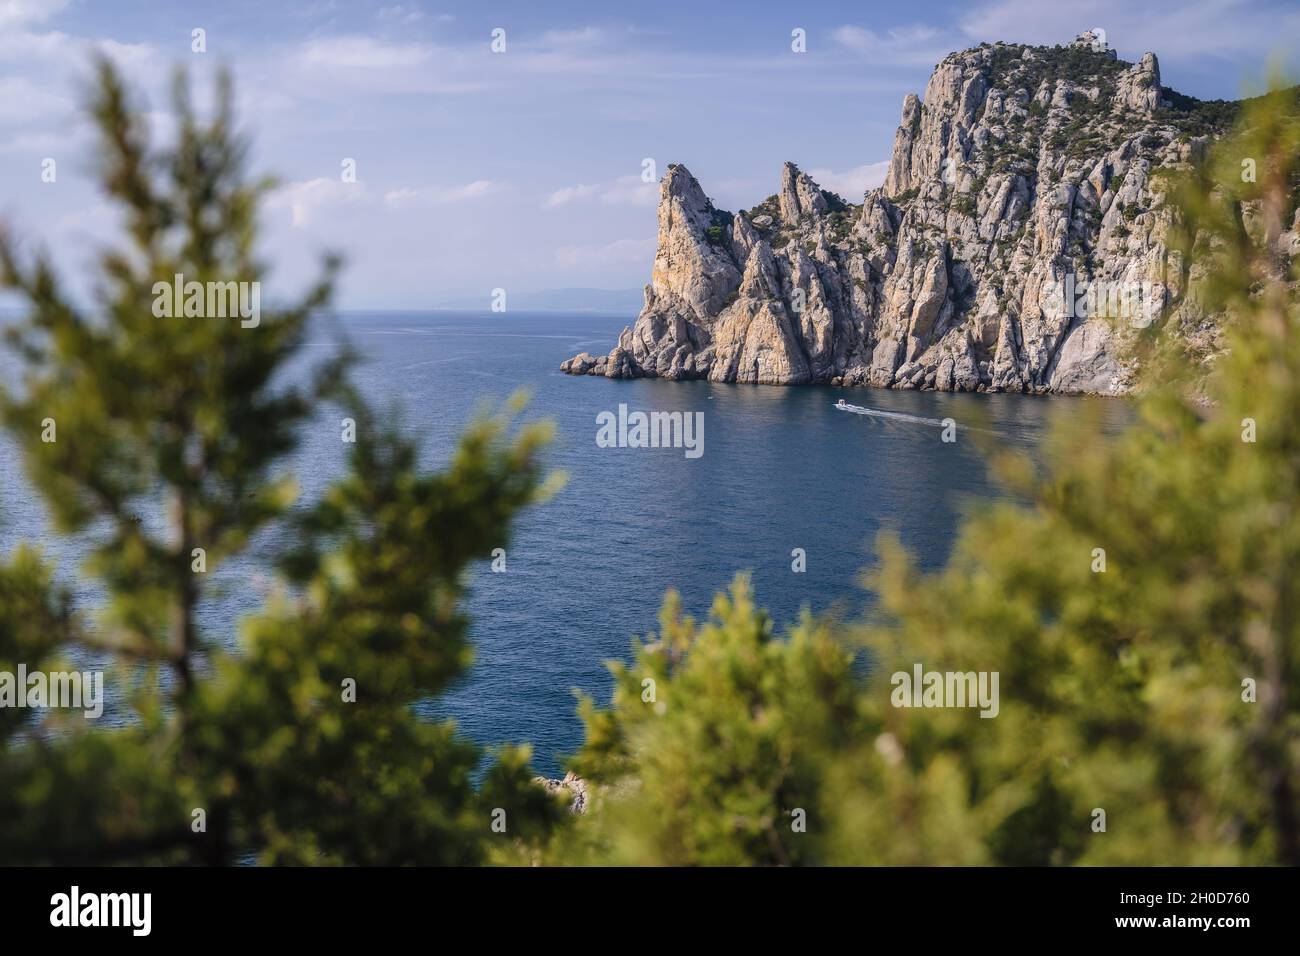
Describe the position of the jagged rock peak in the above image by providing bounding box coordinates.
[778,162,829,223]
[1118,52,1162,113]
[884,36,1173,197]
[662,162,709,212]
[561,33,1269,396]
[650,163,739,320]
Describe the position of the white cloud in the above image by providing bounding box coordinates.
[0,27,68,61]
[538,27,606,47]
[376,4,425,25]
[0,23,154,64]
[805,161,890,200]
[96,38,157,67]
[0,76,73,124]
[383,180,504,206]
[835,25,938,50]
[555,237,656,269]
[0,29,156,81]
[832,24,950,66]
[268,176,504,227]
[542,183,600,208]
[599,175,659,207]
[284,35,491,95]
[269,177,369,227]
[542,175,656,209]
[0,0,68,29]
[296,35,433,70]
[0,27,159,143]
[0,130,62,152]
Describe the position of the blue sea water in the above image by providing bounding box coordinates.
[0,310,1130,776]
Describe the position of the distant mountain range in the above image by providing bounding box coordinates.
[434,288,644,314]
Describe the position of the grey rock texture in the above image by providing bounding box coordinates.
[534,771,589,814]
[564,35,1269,394]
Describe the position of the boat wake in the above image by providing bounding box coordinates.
[833,401,950,428]
[832,400,1002,437]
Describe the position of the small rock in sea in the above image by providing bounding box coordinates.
[533,771,589,814]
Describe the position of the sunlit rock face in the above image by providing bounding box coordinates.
[564,35,1254,394]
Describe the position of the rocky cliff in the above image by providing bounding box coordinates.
[563,33,1291,394]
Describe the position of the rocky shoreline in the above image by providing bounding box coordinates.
[534,771,588,814]
[561,32,1285,395]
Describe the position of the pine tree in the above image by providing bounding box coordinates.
[0,61,563,864]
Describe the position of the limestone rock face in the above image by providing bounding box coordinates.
[883,94,922,197]
[1116,53,1163,114]
[650,163,741,320]
[534,771,589,814]
[779,161,829,223]
[564,36,1267,394]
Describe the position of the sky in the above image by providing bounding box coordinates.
[0,0,1297,309]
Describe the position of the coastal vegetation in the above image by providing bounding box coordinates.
[1,59,1296,866]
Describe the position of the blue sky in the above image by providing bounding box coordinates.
[1,0,1297,308]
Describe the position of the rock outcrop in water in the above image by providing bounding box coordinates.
[562,33,1268,394]
[534,771,589,814]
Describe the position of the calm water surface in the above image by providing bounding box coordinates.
[0,310,1131,775]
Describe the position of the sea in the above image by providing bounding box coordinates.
[0,310,1131,776]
